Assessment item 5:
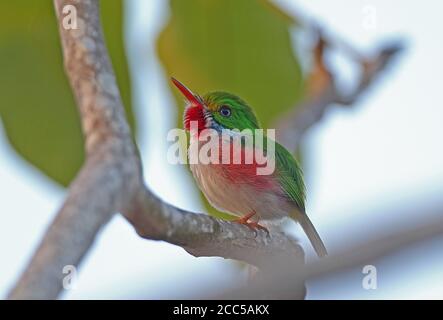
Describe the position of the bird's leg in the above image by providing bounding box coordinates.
[233,211,269,234]
[234,210,256,224]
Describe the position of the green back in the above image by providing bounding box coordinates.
[274,142,306,211]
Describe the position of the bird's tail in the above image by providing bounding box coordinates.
[291,211,327,257]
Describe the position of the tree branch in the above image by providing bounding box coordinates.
[127,189,304,268]
[225,203,443,299]
[8,0,304,299]
[275,28,404,151]
[8,0,141,299]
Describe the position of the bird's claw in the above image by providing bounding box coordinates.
[233,219,270,237]
[233,211,270,237]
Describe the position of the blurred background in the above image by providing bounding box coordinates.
[1,0,442,299]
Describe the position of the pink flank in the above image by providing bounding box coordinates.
[214,141,276,191]
[189,136,291,220]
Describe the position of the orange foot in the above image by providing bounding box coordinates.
[233,211,269,235]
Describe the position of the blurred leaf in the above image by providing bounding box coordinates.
[157,0,304,219]
[0,0,133,186]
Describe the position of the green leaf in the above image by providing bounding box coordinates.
[0,0,133,186]
[157,0,304,219]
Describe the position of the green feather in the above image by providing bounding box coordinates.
[204,91,260,130]
[274,142,306,211]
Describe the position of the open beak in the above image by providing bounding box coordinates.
[171,77,203,108]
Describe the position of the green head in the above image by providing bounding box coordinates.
[203,91,260,131]
[172,78,260,132]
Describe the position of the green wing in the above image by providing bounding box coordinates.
[274,142,306,211]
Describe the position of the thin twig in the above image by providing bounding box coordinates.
[275,29,404,151]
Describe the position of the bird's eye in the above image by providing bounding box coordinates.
[219,105,231,117]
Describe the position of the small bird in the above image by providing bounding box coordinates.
[172,78,327,257]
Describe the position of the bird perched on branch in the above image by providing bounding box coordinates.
[172,78,327,257]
